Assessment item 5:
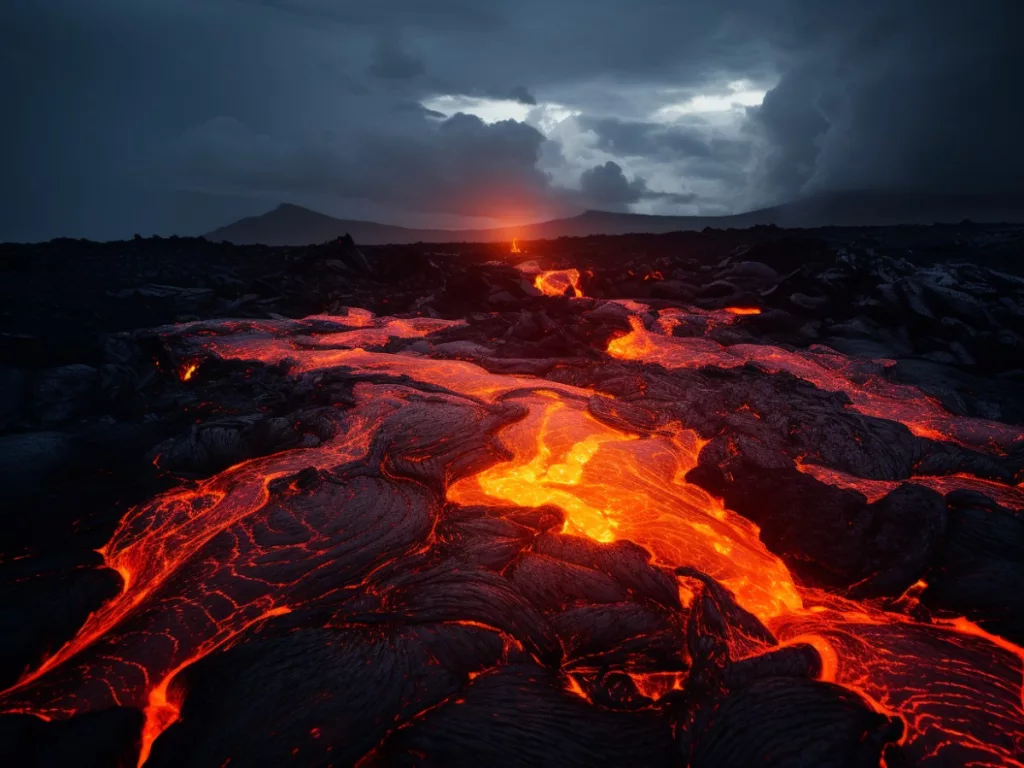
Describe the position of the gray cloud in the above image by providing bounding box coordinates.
[742,68,830,202]
[580,116,753,177]
[367,35,425,80]
[578,161,646,209]
[744,0,1024,205]
[171,112,565,221]
[0,0,1019,240]
[576,161,697,211]
[581,118,711,159]
[499,85,537,106]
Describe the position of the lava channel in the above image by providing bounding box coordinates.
[2,304,1023,767]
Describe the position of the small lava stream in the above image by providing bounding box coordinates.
[2,290,1023,766]
[609,314,1023,455]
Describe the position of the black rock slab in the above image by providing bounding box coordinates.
[147,624,504,768]
[368,664,678,767]
[0,707,142,768]
[690,677,902,768]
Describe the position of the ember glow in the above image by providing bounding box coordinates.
[178,361,198,381]
[3,301,1023,766]
[534,269,584,298]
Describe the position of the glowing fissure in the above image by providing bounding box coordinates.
[3,304,1023,765]
[796,460,1024,510]
[137,604,292,767]
[609,314,1023,454]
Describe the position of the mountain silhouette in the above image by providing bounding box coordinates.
[206,192,1024,246]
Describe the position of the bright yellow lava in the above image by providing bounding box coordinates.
[448,393,803,619]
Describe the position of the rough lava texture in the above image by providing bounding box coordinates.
[1,224,1023,767]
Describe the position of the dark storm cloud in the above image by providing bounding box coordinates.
[744,0,1024,205]
[578,161,646,209]
[367,35,425,80]
[576,161,697,211]
[579,116,753,183]
[581,118,712,159]
[496,86,537,106]
[171,112,564,221]
[742,68,830,201]
[354,114,559,218]
[0,0,1020,240]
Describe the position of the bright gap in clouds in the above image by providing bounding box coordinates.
[421,81,771,219]
[422,95,533,124]
[421,95,579,133]
[654,80,767,121]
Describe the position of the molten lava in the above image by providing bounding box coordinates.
[511,238,522,254]
[449,396,801,617]
[608,315,1022,454]
[534,269,584,298]
[3,303,1023,766]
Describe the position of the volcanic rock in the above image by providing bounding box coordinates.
[369,664,679,767]
[0,707,143,768]
[922,490,1024,643]
[3,224,1024,768]
[0,431,72,502]
[689,678,902,768]
[32,364,99,425]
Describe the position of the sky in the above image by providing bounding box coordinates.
[1,0,1020,241]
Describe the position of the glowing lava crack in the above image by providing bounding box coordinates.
[2,298,1023,767]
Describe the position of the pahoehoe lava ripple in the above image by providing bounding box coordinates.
[3,264,1024,767]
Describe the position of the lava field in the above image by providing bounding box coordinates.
[1,225,1023,767]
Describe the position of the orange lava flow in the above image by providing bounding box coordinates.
[511,238,521,254]
[448,394,802,618]
[534,269,584,298]
[608,315,1024,454]
[0,388,403,751]
[178,361,198,381]
[796,461,1024,510]
[724,306,761,315]
[449,389,1024,765]
[3,305,1023,765]
[136,605,293,766]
